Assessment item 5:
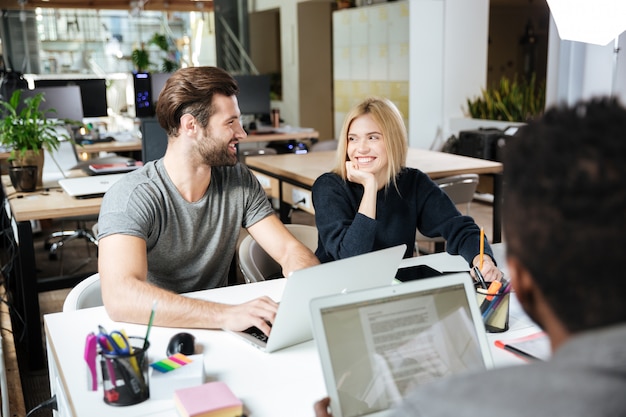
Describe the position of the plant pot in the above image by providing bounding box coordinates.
[10,150,45,187]
[9,165,38,192]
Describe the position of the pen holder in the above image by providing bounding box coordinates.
[100,337,150,406]
[476,285,510,333]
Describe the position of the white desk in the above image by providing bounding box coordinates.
[44,244,542,417]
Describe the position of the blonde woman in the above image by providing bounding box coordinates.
[312,97,501,281]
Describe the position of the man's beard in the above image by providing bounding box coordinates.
[197,131,238,167]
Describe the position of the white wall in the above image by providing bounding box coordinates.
[546,15,626,107]
[252,0,490,144]
[251,0,302,127]
[409,0,490,150]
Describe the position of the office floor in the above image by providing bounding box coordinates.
[5,201,496,416]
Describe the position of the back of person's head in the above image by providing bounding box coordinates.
[503,97,626,332]
[334,97,408,186]
[156,66,239,137]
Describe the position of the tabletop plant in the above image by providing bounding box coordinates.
[0,89,74,164]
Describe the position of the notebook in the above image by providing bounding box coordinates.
[310,272,494,417]
[59,173,126,199]
[228,244,406,353]
[88,161,143,175]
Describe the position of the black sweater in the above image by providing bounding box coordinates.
[312,168,493,264]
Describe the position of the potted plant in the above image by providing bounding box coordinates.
[0,89,77,190]
[465,73,546,123]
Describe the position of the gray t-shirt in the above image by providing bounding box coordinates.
[97,159,275,293]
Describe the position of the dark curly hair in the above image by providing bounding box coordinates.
[155,66,239,137]
[503,97,626,332]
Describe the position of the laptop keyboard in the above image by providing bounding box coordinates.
[243,326,268,343]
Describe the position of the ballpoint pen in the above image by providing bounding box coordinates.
[479,280,502,313]
[483,279,511,321]
[473,265,488,289]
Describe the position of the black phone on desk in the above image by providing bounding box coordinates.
[395,264,463,282]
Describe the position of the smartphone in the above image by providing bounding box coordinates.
[395,264,445,282]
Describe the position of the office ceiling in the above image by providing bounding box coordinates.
[0,0,213,12]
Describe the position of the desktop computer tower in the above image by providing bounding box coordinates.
[133,72,154,118]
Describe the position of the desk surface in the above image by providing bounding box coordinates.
[246,149,503,187]
[2,175,102,222]
[0,140,143,161]
[76,139,142,154]
[245,129,319,144]
[44,244,542,417]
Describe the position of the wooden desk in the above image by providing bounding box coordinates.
[246,149,504,242]
[0,140,143,162]
[1,176,102,371]
[75,139,142,155]
[245,129,319,144]
[43,244,541,417]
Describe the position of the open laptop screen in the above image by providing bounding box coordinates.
[311,274,492,417]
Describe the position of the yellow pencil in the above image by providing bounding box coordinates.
[479,227,485,269]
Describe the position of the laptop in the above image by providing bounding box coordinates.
[310,272,494,417]
[229,244,406,353]
[59,173,126,199]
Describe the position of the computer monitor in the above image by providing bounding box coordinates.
[34,78,108,118]
[150,72,172,107]
[233,74,271,116]
[19,86,84,121]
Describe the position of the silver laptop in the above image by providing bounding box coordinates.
[310,273,494,417]
[229,245,406,353]
[59,173,126,199]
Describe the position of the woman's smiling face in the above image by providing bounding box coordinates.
[346,113,389,179]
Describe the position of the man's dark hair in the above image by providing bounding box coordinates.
[503,97,626,332]
[155,66,239,137]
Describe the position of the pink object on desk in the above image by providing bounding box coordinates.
[174,381,243,417]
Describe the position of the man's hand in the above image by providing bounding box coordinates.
[220,296,279,336]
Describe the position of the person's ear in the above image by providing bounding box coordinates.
[180,114,197,135]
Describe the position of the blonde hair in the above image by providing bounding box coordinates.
[333,97,408,187]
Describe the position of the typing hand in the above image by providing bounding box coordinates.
[221,296,278,336]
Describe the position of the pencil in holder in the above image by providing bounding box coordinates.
[476,283,510,333]
[100,337,150,406]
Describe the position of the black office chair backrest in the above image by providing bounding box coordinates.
[140,118,168,163]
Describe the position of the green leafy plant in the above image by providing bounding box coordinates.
[149,33,179,73]
[0,90,76,162]
[131,47,151,73]
[466,74,546,122]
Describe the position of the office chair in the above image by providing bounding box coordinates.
[238,224,318,283]
[62,273,103,311]
[43,140,133,262]
[415,173,480,254]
